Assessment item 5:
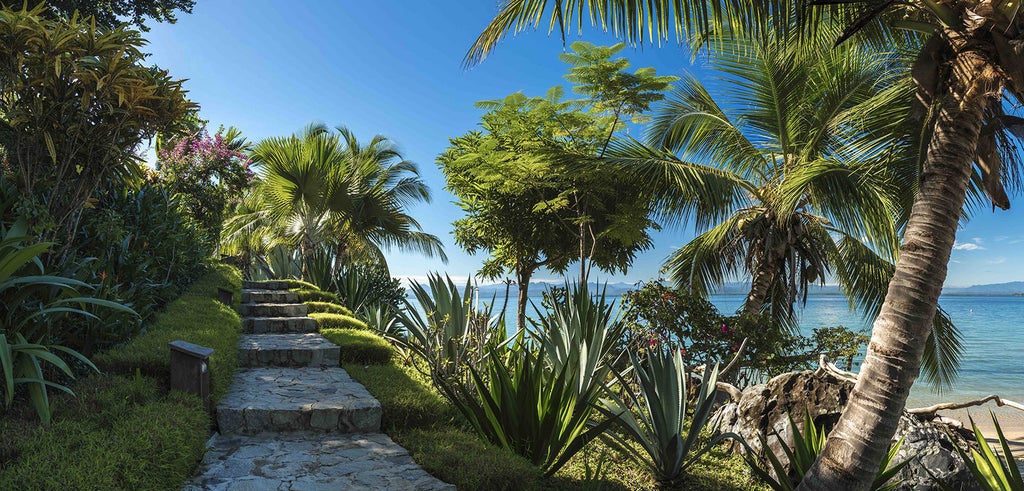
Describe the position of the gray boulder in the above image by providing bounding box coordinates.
[713,369,978,490]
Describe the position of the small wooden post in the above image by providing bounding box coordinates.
[216,287,233,306]
[168,340,214,413]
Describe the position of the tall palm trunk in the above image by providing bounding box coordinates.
[800,40,996,490]
[744,260,775,315]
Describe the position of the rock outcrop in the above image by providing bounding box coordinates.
[713,369,978,490]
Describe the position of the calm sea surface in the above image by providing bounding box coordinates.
[493,293,1024,408]
[707,294,1024,408]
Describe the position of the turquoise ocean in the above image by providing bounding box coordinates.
[495,292,1023,408]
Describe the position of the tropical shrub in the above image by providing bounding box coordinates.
[331,262,407,312]
[949,413,1023,491]
[620,281,869,383]
[532,283,625,397]
[310,312,368,331]
[157,127,254,246]
[730,412,908,491]
[0,5,193,252]
[360,303,405,340]
[320,329,393,365]
[63,181,209,353]
[0,222,134,424]
[599,349,721,485]
[453,345,616,476]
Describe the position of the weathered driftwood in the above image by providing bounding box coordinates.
[716,381,743,402]
[816,354,1024,417]
[908,395,1024,418]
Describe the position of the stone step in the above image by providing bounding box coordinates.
[217,367,381,435]
[241,289,299,304]
[242,280,291,291]
[239,333,340,368]
[242,317,318,334]
[240,302,308,318]
[185,432,454,490]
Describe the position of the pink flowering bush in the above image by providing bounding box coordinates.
[619,280,868,387]
[157,128,254,245]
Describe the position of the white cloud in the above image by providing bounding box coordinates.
[972,237,983,244]
[953,242,985,251]
[987,257,1007,265]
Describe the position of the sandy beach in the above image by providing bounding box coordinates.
[928,405,1024,456]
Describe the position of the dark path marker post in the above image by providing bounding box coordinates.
[168,340,214,413]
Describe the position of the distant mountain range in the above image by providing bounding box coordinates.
[465,280,1024,297]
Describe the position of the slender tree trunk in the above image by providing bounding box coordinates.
[516,266,535,332]
[799,41,996,490]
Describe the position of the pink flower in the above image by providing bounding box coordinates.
[721,325,728,333]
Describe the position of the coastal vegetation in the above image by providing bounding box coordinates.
[0,2,1021,491]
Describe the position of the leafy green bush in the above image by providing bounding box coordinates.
[0,375,209,490]
[0,221,135,424]
[321,329,393,365]
[310,312,368,331]
[67,182,210,353]
[292,288,341,304]
[305,301,353,316]
[331,263,406,312]
[94,264,241,402]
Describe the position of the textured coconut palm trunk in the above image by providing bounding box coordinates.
[744,261,775,315]
[799,41,996,490]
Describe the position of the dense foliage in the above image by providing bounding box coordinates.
[157,127,255,248]
[0,5,194,254]
[440,42,672,328]
[620,281,870,384]
[0,0,195,30]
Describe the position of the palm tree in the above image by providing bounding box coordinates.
[466,2,1024,489]
[240,124,445,281]
[331,127,447,268]
[646,29,908,322]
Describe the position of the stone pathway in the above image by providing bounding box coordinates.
[185,280,453,490]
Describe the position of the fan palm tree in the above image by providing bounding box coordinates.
[239,124,444,281]
[331,127,447,268]
[466,2,1024,489]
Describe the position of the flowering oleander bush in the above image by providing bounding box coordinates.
[157,127,254,246]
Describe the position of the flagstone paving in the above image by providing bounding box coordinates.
[185,280,452,490]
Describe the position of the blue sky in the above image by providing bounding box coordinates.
[141,0,1024,288]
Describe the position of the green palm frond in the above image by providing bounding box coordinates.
[663,212,749,296]
[464,0,784,66]
[603,137,753,231]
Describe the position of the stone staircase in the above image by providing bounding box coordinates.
[186,281,452,490]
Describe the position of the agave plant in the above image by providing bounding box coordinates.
[0,222,135,424]
[732,412,908,491]
[948,413,1023,491]
[531,282,625,398]
[360,303,405,341]
[454,345,616,476]
[599,348,721,485]
[396,273,506,392]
